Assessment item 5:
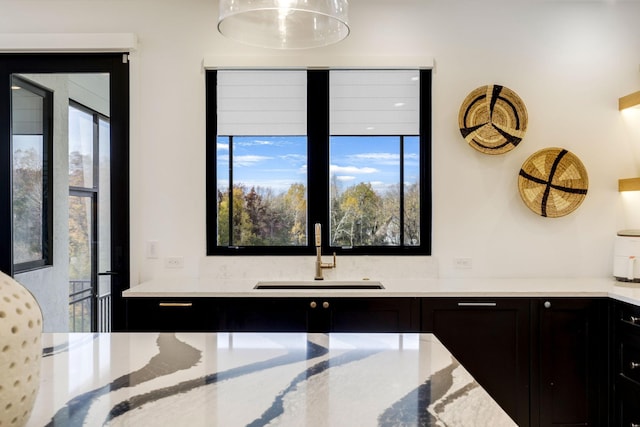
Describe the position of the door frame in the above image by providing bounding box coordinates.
[0,53,130,331]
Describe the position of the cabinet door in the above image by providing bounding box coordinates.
[126,298,217,332]
[422,298,530,427]
[220,298,310,332]
[329,298,419,332]
[537,298,608,427]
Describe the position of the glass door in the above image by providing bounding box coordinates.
[68,102,111,331]
[68,192,95,331]
[0,54,129,332]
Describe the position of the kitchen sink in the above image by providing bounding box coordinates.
[254,280,384,290]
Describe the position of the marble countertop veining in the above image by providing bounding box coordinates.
[26,332,515,427]
[122,277,640,306]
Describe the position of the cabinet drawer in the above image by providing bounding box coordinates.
[617,377,640,427]
[617,302,640,332]
[220,298,309,332]
[126,298,217,331]
[621,333,640,384]
[330,298,418,332]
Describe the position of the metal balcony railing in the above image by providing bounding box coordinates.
[69,280,111,332]
[97,292,111,332]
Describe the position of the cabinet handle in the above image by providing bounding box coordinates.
[544,301,551,309]
[310,301,317,309]
[457,302,497,307]
[631,361,640,370]
[630,316,640,324]
[322,301,330,309]
[630,423,640,427]
[158,302,193,307]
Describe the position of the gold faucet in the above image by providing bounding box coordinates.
[314,223,336,280]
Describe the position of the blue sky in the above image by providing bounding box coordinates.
[217,135,420,194]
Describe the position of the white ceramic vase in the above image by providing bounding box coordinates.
[0,271,43,427]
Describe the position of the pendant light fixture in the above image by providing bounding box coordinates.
[218,0,350,49]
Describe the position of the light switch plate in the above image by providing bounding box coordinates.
[146,241,159,259]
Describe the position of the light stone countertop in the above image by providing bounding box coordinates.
[27,332,516,427]
[123,277,640,307]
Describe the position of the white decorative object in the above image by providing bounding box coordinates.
[0,271,43,427]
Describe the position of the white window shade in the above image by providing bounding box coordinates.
[12,88,43,135]
[217,70,306,136]
[330,70,420,136]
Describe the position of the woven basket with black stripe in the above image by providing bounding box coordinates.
[459,84,528,155]
[518,147,588,218]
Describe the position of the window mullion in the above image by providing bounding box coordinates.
[92,112,99,191]
[399,136,405,246]
[228,135,234,247]
[307,70,330,249]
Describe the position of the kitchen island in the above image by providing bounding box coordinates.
[27,332,514,427]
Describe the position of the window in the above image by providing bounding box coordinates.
[215,70,308,249]
[206,69,431,255]
[11,76,53,271]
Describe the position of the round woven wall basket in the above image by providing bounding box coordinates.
[518,147,588,218]
[458,84,528,155]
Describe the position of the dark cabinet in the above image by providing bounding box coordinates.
[126,296,419,333]
[613,300,640,427]
[617,379,640,427]
[221,297,419,332]
[422,298,531,427]
[329,297,419,332]
[220,298,309,332]
[125,297,219,331]
[535,298,608,427]
[124,292,619,427]
[421,297,609,427]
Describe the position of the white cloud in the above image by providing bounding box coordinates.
[280,154,306,163]
[336,175,356,182]
[350,153,399,161]
[347,152,419,166]
[236,139,276,147]
[234,155,272,167]
[217,142,229,151]
[330,164,379,175]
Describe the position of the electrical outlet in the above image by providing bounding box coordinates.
[453,257,472,269]
[165,256,184,269]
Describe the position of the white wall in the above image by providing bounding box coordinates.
[2,0,640,286]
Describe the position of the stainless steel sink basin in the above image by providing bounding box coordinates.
[254,280,384,290]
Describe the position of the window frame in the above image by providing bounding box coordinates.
[68,99,110,333]
[68,99,110,192]
[206,69,432,256]
[11,75,54,272]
